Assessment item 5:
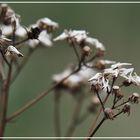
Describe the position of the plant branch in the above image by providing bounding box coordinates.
[86,117,106,140]
[0,61,12,137]
[6,65,82,122]
[54,90,61,137]
[65,97,83,138]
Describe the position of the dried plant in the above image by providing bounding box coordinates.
[0,3,139,139]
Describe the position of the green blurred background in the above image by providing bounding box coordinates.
[4,3,140,137]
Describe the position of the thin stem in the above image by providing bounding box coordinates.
[113,111,123,118]
[109,77,117,94]
[71,43,80,63]
[113,100,129,109]
[14,38,29,48]
[65,97,83,137]
[87,93,109,138]
[0,61,12,137]
[112,93,117,109]
[6,67,81,122]
[86,117,106,140]
[95,91,105,112]
[54,90,61,137]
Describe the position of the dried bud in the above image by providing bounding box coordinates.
[112,86,124,99]
[5,45,23,57]
[95,60,106,70]
[104,108,114,120]
[123,80,132,87]
[129,93,139,104]
[122,103,131,116]
[82,46,91,56]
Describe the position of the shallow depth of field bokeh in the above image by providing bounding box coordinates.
[5,3,140,137]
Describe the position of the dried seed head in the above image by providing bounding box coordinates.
[122,103,131,116]
[104,108,114,120]
[82,46,91,56]
[112,86,124,99]
[129,93,139,104]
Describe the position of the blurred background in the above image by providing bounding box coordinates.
[4,3,140,137]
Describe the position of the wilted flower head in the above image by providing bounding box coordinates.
[88,73,110,92]
[5,45,23,57]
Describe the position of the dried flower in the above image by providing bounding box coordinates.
[104,108,114,120]
[112,86,123,99]
[96,60,116,70]
[88,73,110,92]
[85,37,105,51]
[5,45,23,57]
[122,103,131,116]
[37,17,59,32]
[129,93,139,104]
[27,30,53,48]
[111,62,132,69]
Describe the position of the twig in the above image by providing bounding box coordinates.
[6,66,82,122]
[71,43,80,63]
[86,117,106,140]
[0,61,12,137]
[65,97,83,138]
[54,90,61,137]
[113,100,129,109]
[14,38,29,48]
[87,93,109,138]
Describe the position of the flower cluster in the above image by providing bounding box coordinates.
[88,62,140,120]
[54,29,105,57]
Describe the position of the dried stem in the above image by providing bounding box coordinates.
[86,77,116,138]
[0,61,12,137]
[87,93,109,138]
[6,66,82,122]
[54,90,61,137]
[14,38,29,48]
[113,100,129,109]
[86,117,106,140]
[65,97,83,138]
[71,43,80,63]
